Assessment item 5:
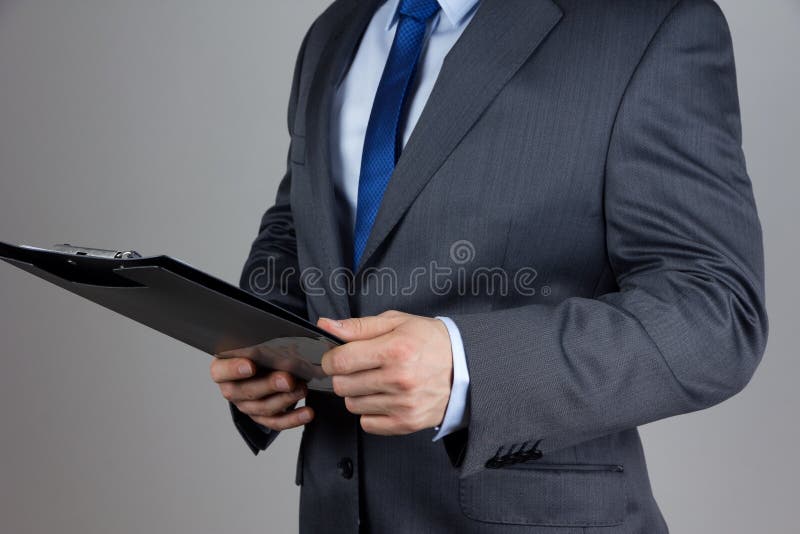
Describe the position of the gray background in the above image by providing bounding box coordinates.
[0,0,797,532]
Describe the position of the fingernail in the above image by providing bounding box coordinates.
[276,377,289,391]
[323,317,344,329]
[298,411,311,423]
[238,364,251,376]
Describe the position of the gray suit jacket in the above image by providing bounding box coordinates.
[231,0,768,532]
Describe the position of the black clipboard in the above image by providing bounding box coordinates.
[0,241,340,392]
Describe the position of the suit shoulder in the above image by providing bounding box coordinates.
[305,0,358,41]
[552,0,730,57]
[577,0,729,34]
[553,0,725,31]
[554,0,679,23]
[664,0,731,35]
[291,0,355,72]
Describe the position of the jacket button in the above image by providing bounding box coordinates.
[337,457,354,479]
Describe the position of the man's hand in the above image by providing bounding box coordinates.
[318,311,453,435]
[210,358,313,431]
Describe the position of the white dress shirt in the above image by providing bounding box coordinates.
[330,0,480,440]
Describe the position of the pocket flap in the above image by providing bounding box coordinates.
[459,465,626,527]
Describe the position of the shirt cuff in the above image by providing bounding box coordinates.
[432,316,470,441]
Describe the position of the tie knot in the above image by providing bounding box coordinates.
[398,0,440,22]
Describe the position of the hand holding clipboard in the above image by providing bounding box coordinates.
[0,241,341,392]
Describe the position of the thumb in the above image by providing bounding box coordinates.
[318,313,405,341]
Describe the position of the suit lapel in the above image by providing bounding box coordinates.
[355,0,563,273]
[305,0,382,317]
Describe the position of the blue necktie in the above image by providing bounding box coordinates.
[352,0,441,269]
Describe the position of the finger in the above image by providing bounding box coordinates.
[266,370,297,393]
[359,414,398,435]
[321,339,386,376]
[254,406,314,431]
[210,357,255,383]
[235,386,307,418]
[343,394,391,416]
[331,369,386,397]
[219,371,297,402]
[318,311,406,342]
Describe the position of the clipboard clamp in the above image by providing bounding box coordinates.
[46,244,142,259]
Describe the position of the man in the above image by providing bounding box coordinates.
[210,0,767,531]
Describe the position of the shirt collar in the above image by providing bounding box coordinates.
[384,0,480,31]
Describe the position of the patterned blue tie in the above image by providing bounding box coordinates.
[352,0,441,269]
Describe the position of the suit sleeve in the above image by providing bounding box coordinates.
[445,0,768,477]
[229,24,314,455]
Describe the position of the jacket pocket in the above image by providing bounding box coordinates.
[507,462,624,473]
[459,463,626,527]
